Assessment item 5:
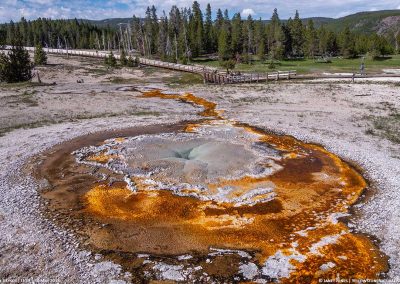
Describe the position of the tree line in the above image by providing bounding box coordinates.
[0,17,119,50]
[129,3,398,64]
[0,2,399,70]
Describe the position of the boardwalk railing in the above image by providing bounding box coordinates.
[204,70,297,84]
[4,46,400,83]
[2,46,299,84]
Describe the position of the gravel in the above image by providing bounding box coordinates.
[1,63,399,281]
[0,112,197,283]
[191,82,400,279]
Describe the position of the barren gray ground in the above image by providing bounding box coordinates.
[0,54,399,282]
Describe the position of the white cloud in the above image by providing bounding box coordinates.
[26,0,55,4]
[241,8,255,17]
[335,10,353,18]
[0,0,400,23]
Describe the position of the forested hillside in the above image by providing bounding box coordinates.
[324,10,400,35]
[81,10,400,35]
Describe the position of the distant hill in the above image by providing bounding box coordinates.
[324,10,400,35]
[2,9,397,35]
[82,18,132,28]
[82,9,400,35]
[302,17,334,27]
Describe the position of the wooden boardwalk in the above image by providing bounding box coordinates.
[3,46,400,83]
[203,70,297,84]
[3,46,297,84]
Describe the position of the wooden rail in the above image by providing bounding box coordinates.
[2,46,301,84]
[203,70,297,84]
[25,46,400,84]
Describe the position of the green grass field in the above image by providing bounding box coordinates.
[192,55,400,75]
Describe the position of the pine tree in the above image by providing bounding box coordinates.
[215,9,224,31]
[369,34,393,59]
[318,25,328,55]
[282,23,292,58]
[127,55,138,67]
[2,18,118,50]
[120,49,127,66]
[158,13,169,60]
[0,28,6,47]
[396,33,400,54]
[255,18,266,60]
[290,10,304,57]
[132,16,145,55]
[0,33,33,83]
[127,55,133,67]
[231,13,243,56]
[218,28,231,61]
[105,51,117,67]
[150,6,159,54]
[220,59,236,73]
[204,4,213,53]
[355,34,369,55]
[34,43,47,65]
[304,19,318,58]
[168,6,182,61]
[339,26,356,58]
[268,9,285,60]
[243,14,255,63]
[327,31,339,55]
[144,7,154,56]
[223,9,230,23]
[189,1,204,57]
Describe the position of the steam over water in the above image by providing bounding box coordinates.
[75,122,281,207]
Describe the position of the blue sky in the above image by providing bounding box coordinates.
[0,0,399,23]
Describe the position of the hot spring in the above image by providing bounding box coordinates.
[36,89,388,283]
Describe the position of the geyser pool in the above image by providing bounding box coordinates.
[37,89,388,283]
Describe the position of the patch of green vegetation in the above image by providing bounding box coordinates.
[129,111,161,116]
[163,73,203,86]
[141,66,160,76]
[0,110,161,137]
[365,128,375,136]
[20,90,38,106]
[372,113,400,143]
[0,81,53,89]
[3,90,39,107]
[84,67,110,76]
[74,110,161,120]
[192,54,400,75]
[108,77,141,84]
[0,120,56,137]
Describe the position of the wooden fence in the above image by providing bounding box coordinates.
[204,70,297,84]
[4,46,400,83]
[3,46,299,84]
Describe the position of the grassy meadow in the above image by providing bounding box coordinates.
[192,54,400,75]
